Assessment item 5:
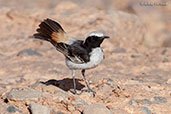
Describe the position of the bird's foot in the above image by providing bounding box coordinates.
[85,88,96,97]
[70,89,78,95]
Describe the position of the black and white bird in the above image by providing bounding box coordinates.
[34,18,109,95]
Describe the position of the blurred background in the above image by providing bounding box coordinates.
[0,0,170,49]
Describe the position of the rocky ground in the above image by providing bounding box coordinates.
[0,0,171,114]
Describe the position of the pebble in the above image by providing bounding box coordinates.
[128,99,139,106]
[141,99,153,105]
[0,104,22,114]
[153,96,167,104]
[111,108,129,114]
[6,105,22,113]
[56,111,64,114]
[7,88,42,101]
[141,106,152,114]
[167,79,171,84]
[83,104,112,114]
[128,99,152,105]
[29,104,50,114]
[17,48,42,56]
[131,53,145,58]
[112,47,126,53]
[52,89,70,102]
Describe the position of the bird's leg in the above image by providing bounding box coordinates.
[72,70,77,94]
[81,69,96,95]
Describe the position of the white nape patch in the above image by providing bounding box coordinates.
[88,31,105,37]
[66,48,104,70]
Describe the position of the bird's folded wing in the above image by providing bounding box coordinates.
[52,42,90,64]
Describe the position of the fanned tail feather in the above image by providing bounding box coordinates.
[34,18,67,43]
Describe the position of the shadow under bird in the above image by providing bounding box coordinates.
[33,18,109,95]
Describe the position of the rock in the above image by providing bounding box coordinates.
[31,82,87,111]
[0,1,171,114]
[112,47,126,53]
[162,37,171,47]
[128,99,139,106]
[29,104,50,114]
[6,105,22,113]
[131,53,146,58]
[69,96,88,111]
[56,110,64,114]
[55,1,79,11]
[111,108,129,114]
[141,99,152,105]
[83,104,112,114]
[153,96,167,104]
[128,99,152,105]
[167,79,171,84]
[141,106,152,114]
[31,82,62,94]
[96,84,113,99]
[7,88,42,101]
[67,105,75,112]
[17,48,42,56]
[31,82,71,102]
[0,104,22,114]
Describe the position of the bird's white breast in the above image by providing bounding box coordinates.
[66,48,104,70]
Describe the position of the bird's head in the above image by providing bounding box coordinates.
[84,31,109,48]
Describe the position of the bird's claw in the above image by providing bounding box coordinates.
[70,89,77,94]
[86,88,96,97]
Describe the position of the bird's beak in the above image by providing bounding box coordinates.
[103,36,110,39]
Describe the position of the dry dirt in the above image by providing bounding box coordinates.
[0,0,171,114]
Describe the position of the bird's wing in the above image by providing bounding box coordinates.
[53,42,90,64]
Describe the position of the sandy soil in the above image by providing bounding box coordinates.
[0,0,171,114]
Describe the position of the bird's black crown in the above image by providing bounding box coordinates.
[84,32,109,48]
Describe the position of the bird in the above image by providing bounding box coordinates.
[33,18,109,95]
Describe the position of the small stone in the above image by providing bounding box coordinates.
[67,105,75,111]
[6,105,16,113]
[106,79,114,86]
[167,79,171,84]
[131,53,145,58]
[6,105,22,113]
[52,89,70,102]
[141,106,152,114]
[7,88,42,101]
[70,96,88,111]
[153,96,167,104]
[111,108,129,114]
[0,104,22,114]
[97,84,113,98]
[129,99,152,105]
[141,99,152,105]
[83,104,112,114]
[17,48,42,56]
[112,47,126,53]
[29,104,50,114]
[162,37,171,47]
[56,111,64,114]
[128,99,139,106]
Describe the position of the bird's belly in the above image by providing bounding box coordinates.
[66,48,104,70]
